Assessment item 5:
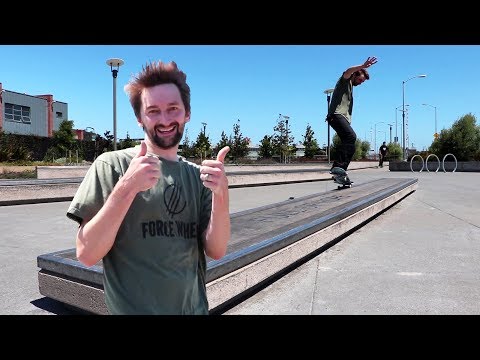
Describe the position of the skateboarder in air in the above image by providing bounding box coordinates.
[326,56,377,186]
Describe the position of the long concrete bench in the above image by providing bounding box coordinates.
[0,163,378,206]
[37,177,418,314]
[35,163,377,179]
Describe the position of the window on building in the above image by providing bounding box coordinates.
[4,103,31,124]
[56,111,63,118]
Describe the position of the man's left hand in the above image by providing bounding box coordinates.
[200,146,230,195]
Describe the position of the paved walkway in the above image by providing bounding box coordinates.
[225,168,480,315]
[2,166,479,315]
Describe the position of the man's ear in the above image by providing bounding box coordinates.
[137,119,144,129]
[185,112,191,123]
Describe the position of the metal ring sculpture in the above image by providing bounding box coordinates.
[410,154,425,173]
[442,153,457,173]
[425,154,441,173]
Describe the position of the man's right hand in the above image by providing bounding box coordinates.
[363,56,377,68]
[122,141,161,193]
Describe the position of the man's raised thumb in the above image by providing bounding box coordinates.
[136,141,147,157]
[216,146,230,163]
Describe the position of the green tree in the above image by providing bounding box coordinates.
[258,135,274,159]
[43,119,76,162]
[119,132,136,150]
[330,134,368,161]
[272,115,294,162]
[0,130,32,162]
[229,120,250,161]
[180,128,195,158]
[302,124,319,158]
[214,131,232,158]
[387,142,403,161]
[99,130,114,153]
[360,140,371,159]
[429,113,480,161]
[193,131,212,161]
[53,119,76,153]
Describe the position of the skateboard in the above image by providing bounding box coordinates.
[332,174,353,189]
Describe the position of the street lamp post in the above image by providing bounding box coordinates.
[387,123,393,143]
[395,104,409,143]
[279,113,290,164]
[201,122,207,135]
[284,115,290,163]
[106,58,124,151]
[402,74,426,160]
[377,130,386,143]
[374,121,385,159]
[422,103,437,138]
[324,88,334,164]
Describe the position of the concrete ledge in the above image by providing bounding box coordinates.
[37,177,418,314]
[36,162,378,179]
[207,180,416,311]
[1,163,378,206]
[38,270,108,315]
[37,166,92,179]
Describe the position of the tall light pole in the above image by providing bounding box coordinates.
[374,121,385,159]
[402,74,426,160]
[106,58,124,151]
[395,104,409,143]
[324,88,334,164]
[370,128,373,150]
[387,123,393,144]
[377,130,386,143]
[201,122,207,135]
[279,114,290,164]
[422,103,437,139]
[284,114,290,164]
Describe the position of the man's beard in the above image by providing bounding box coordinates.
[146,124,184,150]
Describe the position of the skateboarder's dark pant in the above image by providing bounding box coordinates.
[327,114,357,171]
[379,154,386,167]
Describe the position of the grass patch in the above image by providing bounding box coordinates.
[0,170,36,179]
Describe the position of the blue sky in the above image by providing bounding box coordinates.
[1,45,478,151]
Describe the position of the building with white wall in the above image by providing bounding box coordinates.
[0,82,68,137]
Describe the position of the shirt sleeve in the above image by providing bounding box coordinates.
[66,158,120,225]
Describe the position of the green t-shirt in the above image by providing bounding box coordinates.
[328,74,353,123]
[66,147,212,315]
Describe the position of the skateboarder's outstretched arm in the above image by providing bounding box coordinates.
[343,56,378,79]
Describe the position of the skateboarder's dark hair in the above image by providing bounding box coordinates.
[353,69,370,80]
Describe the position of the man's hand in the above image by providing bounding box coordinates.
[122,141,161,193]
[363,56,378,68]
[200,146,230,195]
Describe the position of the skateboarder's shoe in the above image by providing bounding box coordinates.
[333,174,352,186]
[330,167,347,176]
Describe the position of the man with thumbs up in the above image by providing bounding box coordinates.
[67,60,230,315]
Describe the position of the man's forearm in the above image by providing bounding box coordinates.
[343,64,366,79]
[76,179,138,267]
[204,191,230,260]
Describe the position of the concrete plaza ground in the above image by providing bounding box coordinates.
[1,166,479,315]
[225,168,480,314]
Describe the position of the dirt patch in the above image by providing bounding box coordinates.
[0,165,36,174]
